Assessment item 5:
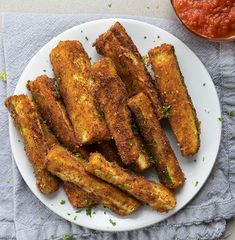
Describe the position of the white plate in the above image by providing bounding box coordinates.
[9,18,222,232]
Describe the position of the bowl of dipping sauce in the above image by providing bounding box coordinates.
[171,0,235,41]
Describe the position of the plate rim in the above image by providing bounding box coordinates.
[9,17,222,232]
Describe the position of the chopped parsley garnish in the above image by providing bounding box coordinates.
[202,156,205,161]
[108,3,112,8]
[76,209,82,213]
[162,105,171,118]
[74,216,77,221]
[60,200,66,205]
[164,170,173,185]
[194,159,197,162]
[62,234,75,240]
[67,213,71,216]
[146,6,150,9]
[131,123,139,135]
[194,181,199,187]
[50,235,55,240]
[218,117,223,122]
[81,30,83,33]
[144,36,147,39]
[85,36,89,41]
[203,83,206,86]
[0,70,7,81]
[109,219,116,226]
[86,207,92,217]
[149,155,155,164]
[75,152,81,157]
[142,55,149,63]
[157,35,160,39]
[43,69,46,72]
[227,111,234,117]
[156,4,160,9]
[89,56,92,61]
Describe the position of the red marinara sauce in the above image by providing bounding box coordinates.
[172,0,235,39]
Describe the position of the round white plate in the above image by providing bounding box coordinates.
[9,18,221,232]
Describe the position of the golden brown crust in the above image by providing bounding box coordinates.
[46,145,141,216]
[87,153,176,212]
[91,58,151,170]
[50,41,110,145]
[148,44,200,156]
[4,95,59,194]
[63,182,98,208]
[93,22,163,119]
[95,140,124,167]
[27,75,79,151]
[128,93,185,189]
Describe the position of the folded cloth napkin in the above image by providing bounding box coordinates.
[0,13,234,240]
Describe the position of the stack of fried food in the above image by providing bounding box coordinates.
[5,22,200,216]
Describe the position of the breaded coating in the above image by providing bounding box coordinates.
[95,140,124,167]
[4,95,59,194]
[63,182,97,208]
[87,153,176,212]
[91,58,151,171]
[148,44,200,156]
[39,118,94,207]
[50,41,110,145]
[46,145,141,216]
[27,75,79,151]
[93,21,163,119]
[40,120,59,148]
[128,93,185,189]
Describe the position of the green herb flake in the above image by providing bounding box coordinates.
[144,36,147,39]
[131,123,139,135]
[76,209,82,213]
[81,30,83,33]
[227,111,234,117]
[162,105,171,118]
[75,152,81,158]
[85,36,89,41]
[142,55,149,63]
[164,170,173,185]
[43,69,46,73]
[202,156,205,161]
[86,207,92,218]
[149,155,155,165]
[60,200,66,205]
[194,159,197,162]
[0,70,7,81]
[203,83,206,86]
[50,235,55,240]
[74,216,77,221]
[146,6,150,9]
[156,4,160,9]
[62,234,75,240]
[89,56,92,61]
[67,213,71,216]
[218,117,223,122]
[109,219,116,226]
[194,181,199,187]
[104,211,107,215]
[108,3,112,8]
[157,35,160,39]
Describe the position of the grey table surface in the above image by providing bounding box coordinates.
[0,0,234,239]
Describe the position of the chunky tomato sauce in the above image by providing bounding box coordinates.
[173,0,235,38]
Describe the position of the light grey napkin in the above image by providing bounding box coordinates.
[0,13,234,240]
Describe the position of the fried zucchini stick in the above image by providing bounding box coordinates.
[87,153,176,212]
[93,22,163,119]
[95,140,124,167]
[50,41,110,145]
[46,145,141,216]
[148,44,200,156]
[91,58,151,171]
[63,182,97,208]
[40,118,95,207]
[27,75,79,151]
[128,93,185,189]
[5,95,59,194]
